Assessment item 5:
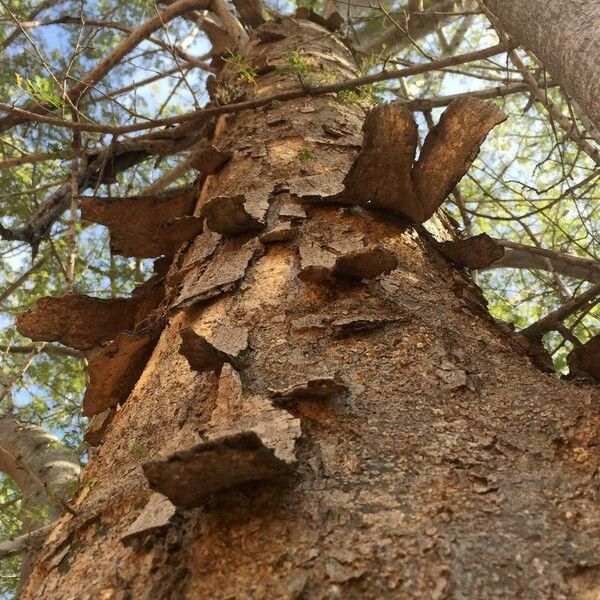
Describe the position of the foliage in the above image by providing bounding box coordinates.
[224,50,258,84]
[297,147,316,162]
[14,74,63,109]
[279,51,313,77]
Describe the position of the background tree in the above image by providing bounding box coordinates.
[0,0,598,598]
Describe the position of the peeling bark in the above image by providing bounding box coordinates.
[80,185,198,258]
[143,432,292,507]
[342,98,505,223]
[201,193,267,234]
[120,494,176,544]
[83,329,160,417]
[16,292,155,350]
[342,103,419,218]
[174,237,262,308]
[179,321,249,371]
[412,98,506,220]
[20,16,600,600]
[439,233,505,269]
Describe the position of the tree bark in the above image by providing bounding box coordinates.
[20,17,600,600]
[0,417,80,583]
[484,0,600,131]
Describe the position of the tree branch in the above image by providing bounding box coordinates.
[0,523,55,560]
[0,0,212,134]
[358,0,478,57]
[0,344,84,359]
[521,280,600,337]
[0,258,47,305]
[482,240,600,283]
[0,132,201,250]
[401,80,557,111]
[0,41,515,135]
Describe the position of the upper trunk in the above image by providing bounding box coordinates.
[484,0,600,131]
[20,16,600,600]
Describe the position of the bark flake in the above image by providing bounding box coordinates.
[438,233,505,270]
[83,328,160,417]
[80,185,198,258]
[142,431,293,508]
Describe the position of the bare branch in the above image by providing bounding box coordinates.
[0,258,47,305]
[522,281,600,337]
[482,240,600,283]
[0,344,84,359]
[0,523,55,560]
[0,0,213,134]
[358,0,478,57]
[0,41,515,135]
[401,80,557,111]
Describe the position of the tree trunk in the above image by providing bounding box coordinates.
[21,17,600,600]
[484,0,600,131]
[0,416,80,584]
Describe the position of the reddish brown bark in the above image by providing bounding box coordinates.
[21,17,600,600]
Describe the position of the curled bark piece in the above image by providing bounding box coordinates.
[17,293,146,350]
[332,244,398,279]
[157,216,203,248]
[269,376,348,402]
[179,323,249,372]
[207,364,302,465]
[83,329,160,417]
[143,431,292,508]
[439,234,505,269]
[567,335,600,380]
[80,185,198,258]
[175,238,262,308]
[201,194,267,235]
[189,145,232,173]
[342,99,505,223]
[121,493,176,545]
[343,104,420,219]
[84,408,116,447]
[413,98,507,220]
[298,240,397,282]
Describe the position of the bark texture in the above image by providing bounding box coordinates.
[0,417,80,580]
[20,17,600,600]
[484,0,600,130]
